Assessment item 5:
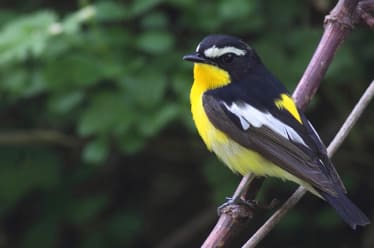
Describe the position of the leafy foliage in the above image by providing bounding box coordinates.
[0,0,373,247]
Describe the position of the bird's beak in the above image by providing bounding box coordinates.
[183,52,213,64]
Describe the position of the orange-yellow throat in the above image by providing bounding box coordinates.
[190,63,230,150]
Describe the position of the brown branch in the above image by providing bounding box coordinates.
[201,0,371,247]
[201,174,257,248]
[293,0,358,111]
[243,186,307,248]
[0,129,81,148]
[357,0,374,28]
[242,80,374,248]
[326,81,374,156]
[231,173,257,201]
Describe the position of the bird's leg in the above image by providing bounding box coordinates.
[217,197,279,216]
[217,196,257,216]
[231,173,256,202]
[217,173,257,216]
[217,172,279,215]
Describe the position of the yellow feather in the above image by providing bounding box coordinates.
[275,94,302,124]
[190,63,231,150]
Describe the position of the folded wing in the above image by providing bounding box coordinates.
[203,92,345,195]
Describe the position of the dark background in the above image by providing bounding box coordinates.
[0,0,373,247]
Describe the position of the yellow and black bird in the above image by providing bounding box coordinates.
[183,34,369,229]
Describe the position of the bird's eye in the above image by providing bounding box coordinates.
[221,53,234,64]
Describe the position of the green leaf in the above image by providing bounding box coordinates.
[1,67,46,98]
[44,53,108,90]
[140,12,167,29]
[78,92,133,136]
[61,6,96,34]
[48,91,84,114]
[130,0,164,17]
[219,0,254,20]
[120,71,168,109]
[137,31,174,54]
[82,138,109,164]
[0,10,57,64]
[94,2,128,21]
[138,104,179,137]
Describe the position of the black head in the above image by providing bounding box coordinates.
[183,34,261,81]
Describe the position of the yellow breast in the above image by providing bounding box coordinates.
[190,63,231,150]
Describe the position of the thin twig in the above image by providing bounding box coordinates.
[327,81,374,156]
[242,186,307,248]
[357,0,374,28]
[0,129,81,148]
[242,80,374,248]
[200,174,257,248]
[293,0,358,110]
[232,173,256,201]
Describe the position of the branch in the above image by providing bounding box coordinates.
[201,174,257,248]
[293,0,358,111]
[357,0,374,28]
[201,0,372,247]
[0,129,81,148]
[242,80,374,248]
[326,81,374,156]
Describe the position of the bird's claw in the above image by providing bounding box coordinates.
[217,197,279,216]
[217,197,257,216]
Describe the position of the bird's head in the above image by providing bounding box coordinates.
[183,34,261,86]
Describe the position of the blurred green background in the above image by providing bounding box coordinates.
[0,0,373,247]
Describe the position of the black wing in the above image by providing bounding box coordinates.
[203,90,345,195]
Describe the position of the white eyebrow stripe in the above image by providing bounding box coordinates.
[195,43,201,52]
[204,45,246,58]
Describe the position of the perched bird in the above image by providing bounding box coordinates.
[183,34,369,229]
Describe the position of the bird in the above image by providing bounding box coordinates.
[183,34,370,229]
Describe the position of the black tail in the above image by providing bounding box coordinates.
[320,190,370,229]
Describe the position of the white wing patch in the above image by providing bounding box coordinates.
[204,45,246,58]
[223,102,308,147]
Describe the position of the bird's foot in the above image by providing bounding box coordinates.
[217,197,256,216]
[217,197,279,216]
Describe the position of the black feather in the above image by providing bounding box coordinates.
[319,189,370,229]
